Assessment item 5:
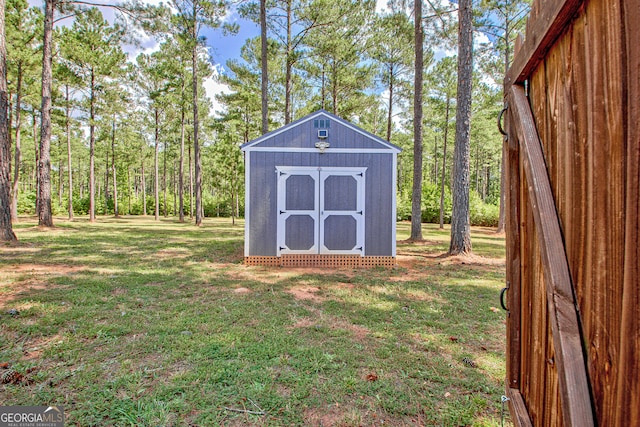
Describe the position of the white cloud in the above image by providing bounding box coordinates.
[204,65,232,118]
[376,0,389,14]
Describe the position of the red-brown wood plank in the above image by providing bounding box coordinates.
[508,84,595,427]
[508,387,534,427]
[504,104,521,390]
[616,1,640,425]
[505,0,584,85]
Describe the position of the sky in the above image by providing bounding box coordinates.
[28,0,483,116]
[200,0,391,115]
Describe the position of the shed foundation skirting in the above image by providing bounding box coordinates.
[244,255,396,268]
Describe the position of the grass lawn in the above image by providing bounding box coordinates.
[1,216,509,426]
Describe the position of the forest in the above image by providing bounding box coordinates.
[1,0,530,230]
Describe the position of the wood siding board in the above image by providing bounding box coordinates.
[519,165,532,404]
[616,1,640,425]
[244,151,251,256]
[529,228,544,425]
[575,2,627,422]
[508,387,534,427]
[509,84,595,427]
[248,152,281,256]
[505,105,522,389]
[528,61,552,426]
[565,11,588,324]
[506,0,585,86]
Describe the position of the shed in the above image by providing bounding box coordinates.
[503,0,639,425]
[241,110,401,268]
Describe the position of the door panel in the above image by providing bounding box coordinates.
[319,169,365,255]
[285,175,315,210]
[277,168,319,255]
[285,215,316,251]
[278,167,365,256]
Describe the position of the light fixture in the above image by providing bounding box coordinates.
[315,141,330,153]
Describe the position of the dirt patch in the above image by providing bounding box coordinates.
[286,285,325,302]
[0,263,84,309]
[290,309,370,343]
[303,397,426,427]
[432,253,506,272]
[111,287,127,296]
[4,263,85,275]
[232,287,252,295]
[156,248,190,259]
[291,317,316,328]
[227,265,357,285]
[303,403,348,427]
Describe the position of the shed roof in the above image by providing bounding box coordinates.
[240,109,401,153]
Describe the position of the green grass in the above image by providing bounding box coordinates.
[1,217,509,426]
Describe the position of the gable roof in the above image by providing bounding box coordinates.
[240,109,401,153]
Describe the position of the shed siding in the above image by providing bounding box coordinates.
[505,0,640,424]
[252,118,387,150]
[247,151,395,257]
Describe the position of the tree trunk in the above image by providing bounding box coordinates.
[192,11,202,226]
[141,155,147,216]
[154,108,159,221]
[0,0,16,241]
[321,65,326,110]
[439,97,450,229]
[33,113,38,204]
[284,0,293,124]
[179,106,185,222]
[433,136,438,184]
[449,0,473,255]
[331,62,338,115]
[163,139,167,217]
[89,69,96,222]
[410,0,424,241]
[111,119,119,217]
[475,143,480,194]
[188,135,193,218]
[10,62,22,222]
[496,19,511,234]
[386,66,394,142]
[66,85,73,220]
[260,0,268,132]
[127,166,131,214]
[37,0,54,227]
[58,142,63,209]
[172,159,176,215]
[105,133,109,214]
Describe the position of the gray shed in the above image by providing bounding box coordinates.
[241,110,401,268]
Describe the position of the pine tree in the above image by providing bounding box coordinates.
[6,0,42,221]
[59,8,127,222]
[410,0,424,241]
[0,0,17,241]
[449,0,473,255]
[171,0,229,225]
[371,12,413,142]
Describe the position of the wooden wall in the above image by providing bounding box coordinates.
[505,0,640,425]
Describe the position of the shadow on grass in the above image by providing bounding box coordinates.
[0,216,508,427]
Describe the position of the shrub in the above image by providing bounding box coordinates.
[469,190,499,227]
[396,186,498,227]
[17,191,36,215]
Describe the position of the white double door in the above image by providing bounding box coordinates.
[276,166,366,255]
